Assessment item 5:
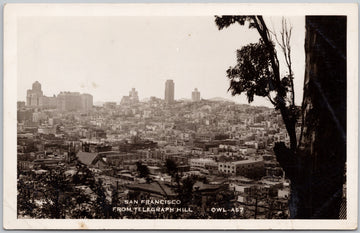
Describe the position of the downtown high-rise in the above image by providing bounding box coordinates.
[164,80,174,104]
[192,88,200,102]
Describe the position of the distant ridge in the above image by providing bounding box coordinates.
[179,98,191,102]
[208,97,235,103]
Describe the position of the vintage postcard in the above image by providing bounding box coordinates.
[3,3,358,230]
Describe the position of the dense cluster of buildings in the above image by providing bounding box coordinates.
[24,81,93,112]
[121,88,140,105]
[17,81,294,219]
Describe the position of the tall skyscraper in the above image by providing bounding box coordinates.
[57,92,82,111]
[129,88,139,103]
[121,88,139,105]
[57,92,93,112]
[24,81,92,111]
[81,93,93,112]
[26,81,43,107]
[164,80,174,104]
[192,88,201,102]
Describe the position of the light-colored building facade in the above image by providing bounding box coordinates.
[189,158,216,168]
[129,88,139,103]
[81,93,93,112]
[26,81,43,107]
[164,80,174,104]
[121,88,139,105]
[191,88,200,102]
[57,92,93,112]
[57,92,82,111]
[25,81,92,111]
[218,159,264,177]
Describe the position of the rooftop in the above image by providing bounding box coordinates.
[77,151,98,165]
[231,159,263,165]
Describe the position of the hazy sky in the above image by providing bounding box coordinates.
[17,16,305,107]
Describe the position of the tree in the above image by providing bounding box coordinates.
[275,16,347,219]
[17,178,37,218]
[17,163,113,219]
[178,175,197,205]
[215,15,347,219]
[165,159,178,177]
[136,161,150,178]
[26,168,89,218]
[215,16,299,151]
[93,179,112,218]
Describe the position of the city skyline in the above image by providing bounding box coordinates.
[19,80,289,107]
[19,80,221,105]
[17,16,305,108]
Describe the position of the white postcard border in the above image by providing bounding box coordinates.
[3,3,358,230]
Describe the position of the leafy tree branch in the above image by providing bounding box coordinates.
[215,15,299,151]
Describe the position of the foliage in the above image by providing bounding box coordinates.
[17,178,37,217]
[93,179,112,218]
[165,159,178,177]
[176,175,200,206]
[215,15,299,151]
[226,39,276,103]
[215,16,256,30]
[136,161,150,178]
[17,164,115,219]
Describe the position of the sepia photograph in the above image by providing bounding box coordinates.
[3,3,358,230]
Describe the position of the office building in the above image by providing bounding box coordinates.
[121,88,139,105]
[192,88,200,102]
[57,92,82,111]
[129,88,139,103]
[56,92,93,112]
[26,81,43,107]
[81,94,93,112]
[164,80,174,104]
